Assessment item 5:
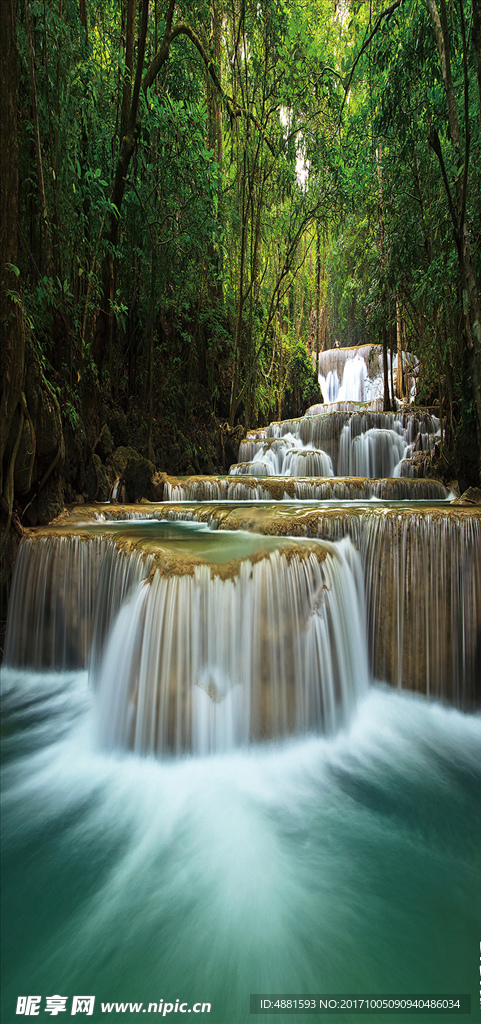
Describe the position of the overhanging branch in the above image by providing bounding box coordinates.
[340,0,404,119]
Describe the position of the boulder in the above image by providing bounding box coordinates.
[121,456,155,502]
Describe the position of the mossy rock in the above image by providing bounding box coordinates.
[112,446,143,475]
[97,424,114,462]
[152,472,167,501]
[63,418,88,492]
[122,457,155,502]
[22,476,65,527]
[451,486,481,506]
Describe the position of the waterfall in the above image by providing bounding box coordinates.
[233,410,440,478]
[156,503,481,709]
[317,344,418,406]
[3,535,105,670]
[230,434,334,477]
[2,341,480,1019]
[6,500,477,714]
[95,538,368,756]
[4,524,369,755]
[338,426,406,477]
[162,475,450,501]
[4,533,151,673]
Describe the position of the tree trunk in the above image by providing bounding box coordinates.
[315,220,321,368]
[79,0,88,42]
[0,0,25,482]
[121,0,136,139]
[396,297,404,399]
[377,145,391,411]
[427,0,481,471]
[26,1,52,278]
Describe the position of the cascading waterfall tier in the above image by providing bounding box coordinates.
[230,435,334,477]
[26,503,481,709]
[160,474,450,502]
[119,501,479,709]
[95,537,368,755]
[232,410,440,478]
[4,519,369,755]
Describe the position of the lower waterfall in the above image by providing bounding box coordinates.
[4,523,369,753]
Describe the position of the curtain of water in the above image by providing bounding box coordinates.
[164,477,449,501]
[317,345,418,405]
[161,505,481,708]
[233,412,440,478]
[94,541,369,756]
[4,536,105,670]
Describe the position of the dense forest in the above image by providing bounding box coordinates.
[1,0,480,547]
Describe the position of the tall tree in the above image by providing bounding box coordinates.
[426,0,481,465]
[1,0,25,549]
[94,0,224,371]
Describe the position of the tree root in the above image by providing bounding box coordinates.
[0,406,24,557]
[19,390,36,493]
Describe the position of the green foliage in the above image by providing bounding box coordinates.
[12,0,480,469]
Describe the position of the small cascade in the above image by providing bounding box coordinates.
[162,475,450,502]
[307,398,386,415]
[318,345,382,404]
[230,434,333,477]
[4,532,152,672]
[338,426,406,477]
[322,353,376,404]
[89,544,153,681]
[361,512,481,706]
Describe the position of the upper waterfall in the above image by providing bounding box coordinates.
[316,344,418,406]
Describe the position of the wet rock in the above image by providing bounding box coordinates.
[111,446,142,475]
[152,472,167,501]
[97,424,114,462]
[23,477,65,527]
[63,417,89,495]
[85,454,112,502]
[451,487,481,506]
